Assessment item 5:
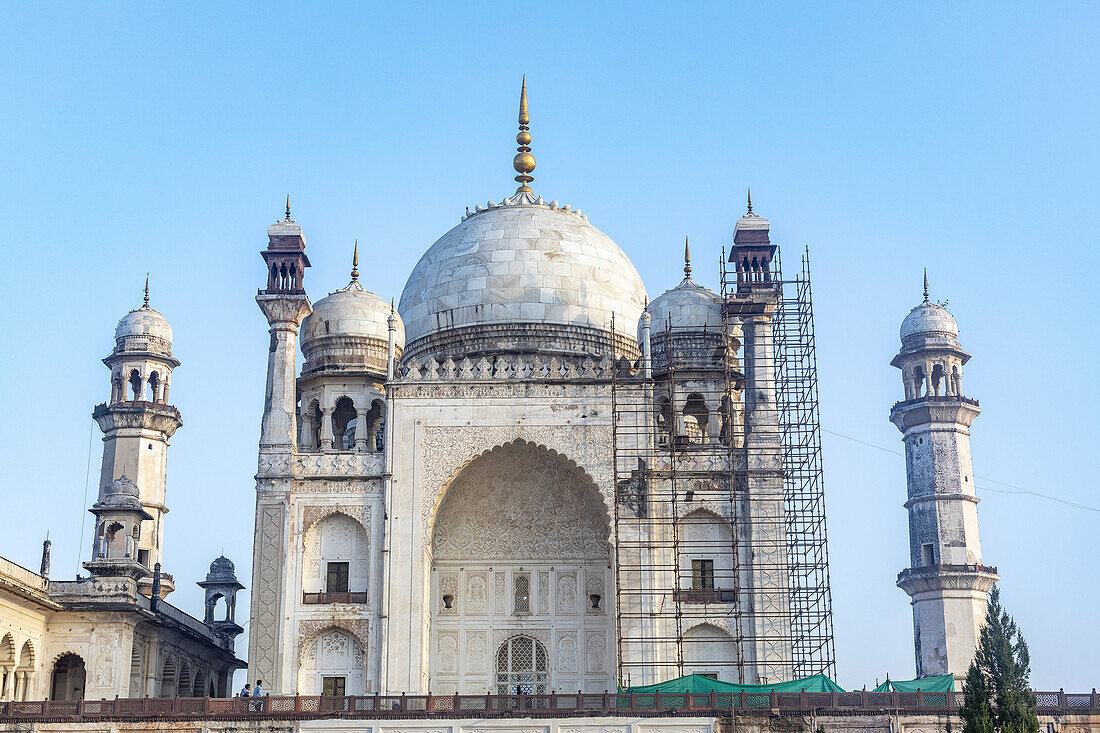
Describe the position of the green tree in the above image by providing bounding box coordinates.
[960,585,1039,733]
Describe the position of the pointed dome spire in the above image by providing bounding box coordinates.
[746,187,753,215]
[923,268,929,302]
[351,240,359,282]
[143,274,150,308]
[513,76,536,193]
[284,194,292,222]
[683,236,692,278]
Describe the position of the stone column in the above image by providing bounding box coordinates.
[354,406,370,452]
[386,308,398,380]
[300,410,315,451]
[706,412,721,443]
[256,294,312,452]
[319,406,334,450]
[640,309,652,380]
[14,671,25,702]
[2,666,13,701]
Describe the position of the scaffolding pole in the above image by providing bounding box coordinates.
[610,243,835,687]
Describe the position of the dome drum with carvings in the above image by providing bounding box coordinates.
[642,244,740,373]
[301,280,405,377]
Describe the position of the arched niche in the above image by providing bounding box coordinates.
[677,509,735,597]
[297,627,366,696]
[428,440,614,695]
[682,623,740,682]
[302,513,370,598]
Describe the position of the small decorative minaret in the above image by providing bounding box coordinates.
[92,279,182,597]
[891,273,998,681]
[198,556,245,646]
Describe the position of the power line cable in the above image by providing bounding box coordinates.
[821,428,1099,513]
[77,419,95,573]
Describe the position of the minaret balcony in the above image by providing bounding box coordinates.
[93,400,183,435]
[897,563,999,596]
[890,394,980,411]
[890,394,981,431]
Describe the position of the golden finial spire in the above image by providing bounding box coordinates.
[284,194,292,221]
[923,268,929,302]
[684,236,692,278]
[513,76,536,193]
[143,274,150,308]
[351,240,359,282]
[390,296,395,314]
[746,187,753,215]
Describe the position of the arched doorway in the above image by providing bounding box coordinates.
[50,654,86,701]
[429,441,614,694]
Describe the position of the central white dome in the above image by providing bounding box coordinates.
[398,195,647,361]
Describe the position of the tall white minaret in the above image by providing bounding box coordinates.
[890,273,998,680]
[249,199,312,691]
[92,279,182,598]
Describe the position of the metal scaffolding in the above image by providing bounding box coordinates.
[610,244,834,688]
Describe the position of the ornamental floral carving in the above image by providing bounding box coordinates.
[419,430,614,544]
[296,619,369,664]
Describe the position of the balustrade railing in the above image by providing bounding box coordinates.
[302,591,369,604]
[2,689,1096,720]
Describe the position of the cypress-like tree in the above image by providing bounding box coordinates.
[960,585,1039,733]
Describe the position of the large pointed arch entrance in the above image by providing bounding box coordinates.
[428,440,614,694]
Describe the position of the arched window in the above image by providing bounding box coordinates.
[931,364,945,397]
[912,366,926,398]
[176,661,192,697]
[513,574,530,615]
[684,393,709,443]
[367,399,386,451]
[147,372,160,402]
[159,657,177,697]
[495,636,548,694]
[129,370,142,402]
[105,521,129,559]
[656,396,672,436]
[51,653,86,701]
[332,398,357,452]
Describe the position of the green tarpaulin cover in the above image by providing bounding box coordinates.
[872,674,956,692]
[626,673,845,694]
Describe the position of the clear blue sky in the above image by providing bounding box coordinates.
[1,3,1096,691]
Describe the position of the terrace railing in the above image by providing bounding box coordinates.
[2,689,1097,721]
